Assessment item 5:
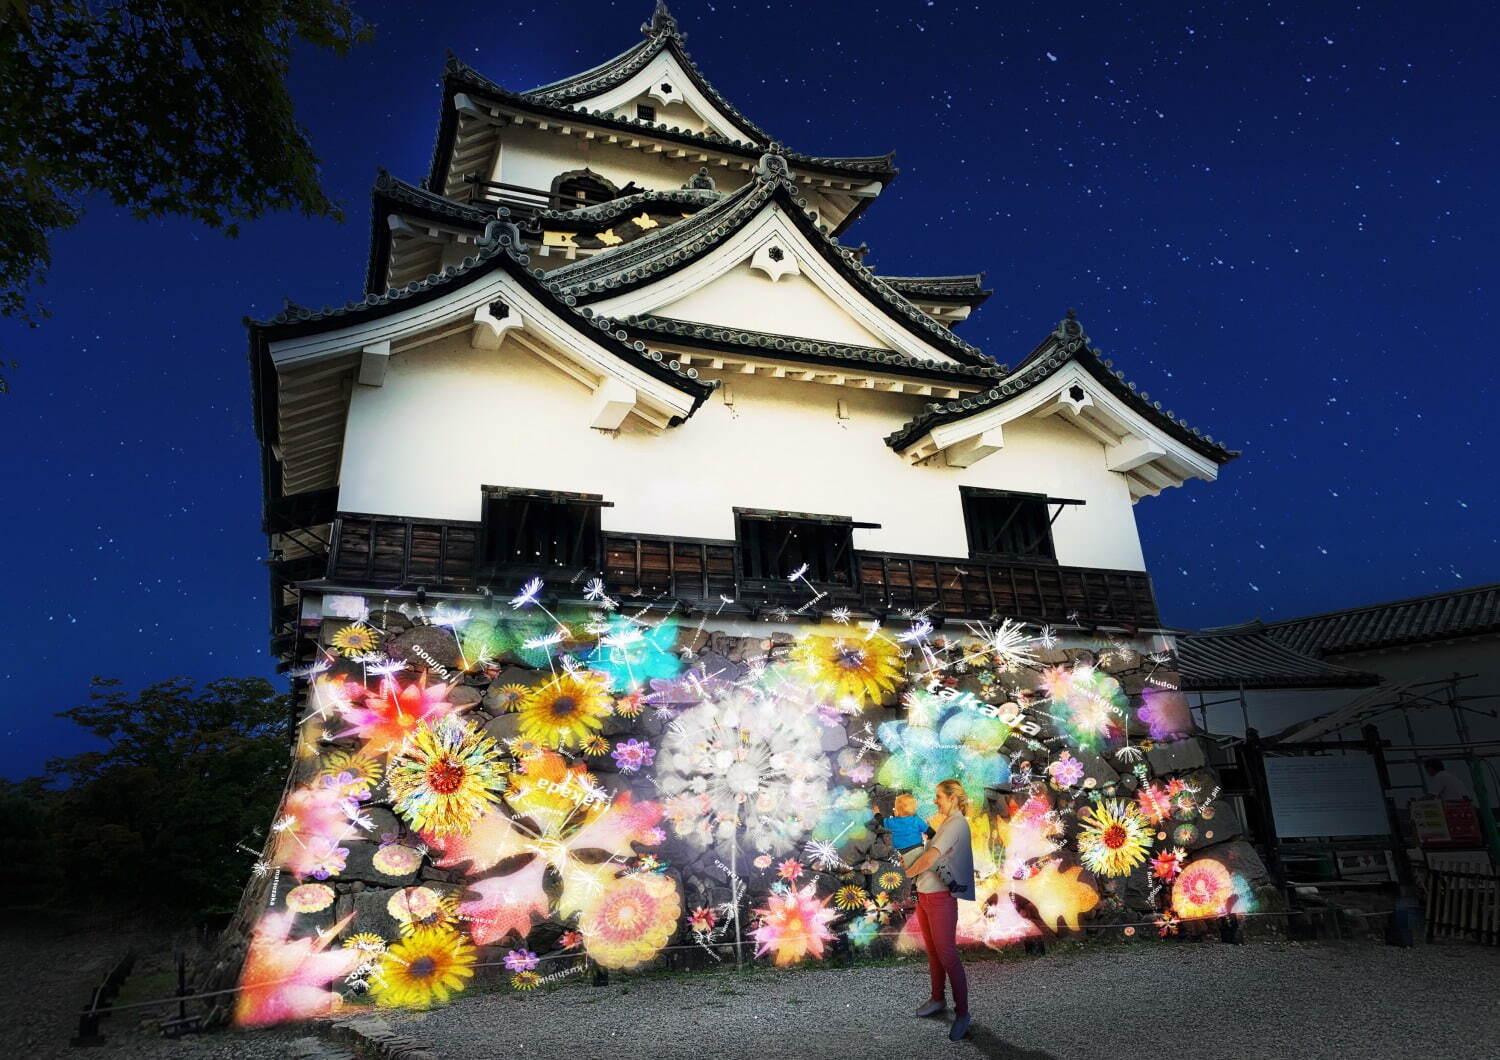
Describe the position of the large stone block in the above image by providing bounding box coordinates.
[1145,736,1208,776]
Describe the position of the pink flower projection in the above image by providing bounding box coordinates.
[335,674,464,758]
[272,785,359,880]
[234,913,362,1027]
[751,884,838,966]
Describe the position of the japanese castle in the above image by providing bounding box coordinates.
[247,1,1238,672]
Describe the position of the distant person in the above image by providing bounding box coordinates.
[905,779,977,1042]
[1424,759,1468,800]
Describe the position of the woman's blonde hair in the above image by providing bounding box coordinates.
[936,778,971,818]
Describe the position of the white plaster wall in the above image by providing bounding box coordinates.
[336,335,1149,571]
[658,264,889,348]
[610,98,711,136]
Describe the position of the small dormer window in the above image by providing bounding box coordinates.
[636,103,656,122]
[551,169,616,208]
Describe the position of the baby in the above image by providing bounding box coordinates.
[874,793,937,866]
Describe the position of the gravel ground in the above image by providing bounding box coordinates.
[381,939,1500,1060]
[6,926,1497,1059]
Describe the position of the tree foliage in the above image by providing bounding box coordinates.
[0,676,293,919]
[0,0,372,320]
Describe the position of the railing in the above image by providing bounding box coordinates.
[1426,865,1500,946]
[325,514,1161,627]
[464,177,615,215]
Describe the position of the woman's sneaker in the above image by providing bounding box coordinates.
[915,1000,946,1017]
[948,1014,972,1041]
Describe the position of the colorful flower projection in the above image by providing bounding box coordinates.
[875,689,1010,808]
[236,591,1254,1026]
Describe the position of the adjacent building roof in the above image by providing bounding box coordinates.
[883,310,1241,464]
[544,159,997,368]
[1175,628,1383,691]
[1209,582,1500,657]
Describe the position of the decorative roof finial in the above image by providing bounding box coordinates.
[754,145,792,184]
[683,166,716,191]
[642,1,685,41]
[1054,307,1086,343]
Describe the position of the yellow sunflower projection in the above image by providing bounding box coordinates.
[370,926,475,1008]
[387,718,507,837]
[834,885,869,910]
[790,633,906,705]
[489,684,530,713]
[1077,799,1153,877]
[329,622,381,658]
[517,671,613,750]
[316,748,384,797]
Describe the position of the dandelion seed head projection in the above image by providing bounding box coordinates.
[656,680,832,854]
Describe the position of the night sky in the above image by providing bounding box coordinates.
[3,0,1495,778]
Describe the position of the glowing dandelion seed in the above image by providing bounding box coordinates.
[510,578,544,610]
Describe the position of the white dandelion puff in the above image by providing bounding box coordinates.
[511,577,544,610]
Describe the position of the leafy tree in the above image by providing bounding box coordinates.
[0,676,293,918]
[0,0,373,321]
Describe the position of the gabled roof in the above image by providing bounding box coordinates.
[1175,628,1382,691]
[543,156,996,368]
[882,274,993,307]
[884,310,1240,464]
[427,55,897,195]
[252,219,711,403]
[525,2,772,146]
[1209,582,1500,657]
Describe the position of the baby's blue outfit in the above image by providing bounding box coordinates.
[885,813,928,851]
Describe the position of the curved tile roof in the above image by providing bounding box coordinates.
[883,311,1240,463]
[433,56,897,187]
[1213,582,1500,657]
[615,314,1010,382]
[882,274,993,305]
[544,161,996,368]
[525,2,774,146]
[250,216,716,407]
[1176,629,1382,691]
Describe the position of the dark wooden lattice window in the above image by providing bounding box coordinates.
[736,510,856,585]
[960,488,1057,561]
[481,487,608,569]
[636,103,656,122]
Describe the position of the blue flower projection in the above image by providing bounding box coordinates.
[875,690,1011,806]
[585,614,683,692]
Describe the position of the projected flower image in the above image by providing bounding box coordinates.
[234,600,1253,1027]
